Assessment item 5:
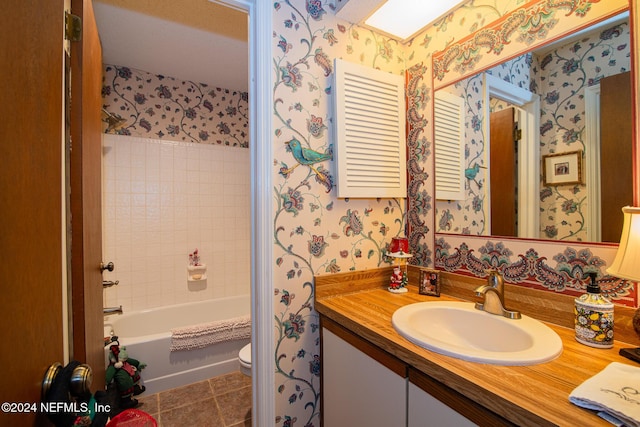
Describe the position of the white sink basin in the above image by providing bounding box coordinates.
[392,301,562,365]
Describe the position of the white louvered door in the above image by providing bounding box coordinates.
[333,58,406,198]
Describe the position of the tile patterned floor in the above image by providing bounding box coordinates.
[135,371,252,426]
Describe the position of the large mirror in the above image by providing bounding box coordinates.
[434,12,633,243]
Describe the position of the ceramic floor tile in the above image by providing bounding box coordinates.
[209,371,251,396]
[158,397,224,427]
[214,385,252,426]
[136,393,159,418]
[136,371,251,427]
[158,380,213,412]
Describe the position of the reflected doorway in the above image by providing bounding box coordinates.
[489,107,518,237]
[600,71,633,242]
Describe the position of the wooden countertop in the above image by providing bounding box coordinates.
[315,267,640,427]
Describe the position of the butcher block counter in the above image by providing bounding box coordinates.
[314,266,640,427]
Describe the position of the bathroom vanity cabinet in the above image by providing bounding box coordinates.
[315,267,640,426]
[322,325,406,426]
[408,368,494,426]
[321,318,509,426]
[409,380,476,427]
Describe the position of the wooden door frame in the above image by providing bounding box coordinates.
[69,0,105,391]
[585,84,602,241]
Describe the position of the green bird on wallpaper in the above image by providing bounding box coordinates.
[465,163,486,189]
[283,137,333,187]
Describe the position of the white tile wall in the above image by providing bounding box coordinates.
[102,134,251,312]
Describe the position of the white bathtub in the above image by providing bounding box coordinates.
[104,295,251,395]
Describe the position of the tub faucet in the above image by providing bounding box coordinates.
[474,269,521,319]
[102,280,119,288]
[103,306,123,315]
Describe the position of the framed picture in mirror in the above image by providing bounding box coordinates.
[419,268,440,296]
[542,150,582,186]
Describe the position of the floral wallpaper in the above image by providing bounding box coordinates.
[431,0,628,89]
[102,65,249,147]
[537,21,630,240]
[272,1,407,424]
[435,234,636,306]
[270,0,634,425]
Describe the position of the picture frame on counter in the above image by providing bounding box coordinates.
[419,268,440,296]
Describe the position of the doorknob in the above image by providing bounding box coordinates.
[42,361,93,399]
[100,262,114,272]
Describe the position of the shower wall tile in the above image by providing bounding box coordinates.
[102,134,250,312]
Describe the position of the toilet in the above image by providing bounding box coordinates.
[238,343,251,376]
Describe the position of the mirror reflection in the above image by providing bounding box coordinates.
[434,13,633,243]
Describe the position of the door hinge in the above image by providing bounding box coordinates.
[514,128,522,142]
[65,12,82,42]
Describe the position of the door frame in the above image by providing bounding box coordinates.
[213,1,274,425]
[585,84,601,241]
[69,0,106,389]
[483,74,540,238]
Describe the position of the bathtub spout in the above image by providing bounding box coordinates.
[103,306,123,315]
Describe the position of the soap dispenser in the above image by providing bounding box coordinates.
[574,272,614,348]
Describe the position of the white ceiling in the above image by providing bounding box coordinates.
[336,0,466,42]
[93,2,249,92]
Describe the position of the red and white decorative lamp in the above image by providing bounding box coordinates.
[388,237,412,294]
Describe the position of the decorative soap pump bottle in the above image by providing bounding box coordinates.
[574,272,614,348]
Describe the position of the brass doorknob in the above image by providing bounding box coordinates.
[41,362,62,400]
[42,362,93,400]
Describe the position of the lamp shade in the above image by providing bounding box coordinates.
[389,237,409,254]
[606,206,640,282]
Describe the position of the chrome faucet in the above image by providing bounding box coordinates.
[474,269,521,319]
[103,306,123,315]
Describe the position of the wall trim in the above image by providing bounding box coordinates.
[212,1,274,426]
[585,84,602,242]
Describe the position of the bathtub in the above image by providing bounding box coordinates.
[103,295,251,395]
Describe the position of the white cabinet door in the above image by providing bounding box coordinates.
[408,381,477,427]
[322,328,406,427]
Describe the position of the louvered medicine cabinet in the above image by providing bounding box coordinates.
[333,58,407,198]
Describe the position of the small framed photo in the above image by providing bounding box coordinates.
[419,269,440,296]
[542,151,582,186]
